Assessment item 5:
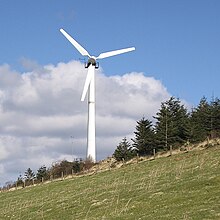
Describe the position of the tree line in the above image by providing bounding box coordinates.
[1,95,219,190]
[1,158,95,190]
[113,96,220,161]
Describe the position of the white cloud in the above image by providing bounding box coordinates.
[0,144,9,160]
[0,164,4,175]
[0,60,170,185]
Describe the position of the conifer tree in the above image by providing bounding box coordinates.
[210,97,220,138]
[72,161,81,173]
[190,97,211,142]
[154,97,190,150]
[132,117,155,156]
[16,174,24,186]
[113,137,135,161]
[24,168,35,183]
[154,102,171,150]
[36,165,49,180]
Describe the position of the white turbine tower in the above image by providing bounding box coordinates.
[60,28,135,162]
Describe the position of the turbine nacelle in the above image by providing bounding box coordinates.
[85,57,99,69]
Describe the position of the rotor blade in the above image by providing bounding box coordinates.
[96,47,135,60]
[81,66,94,101]
[60,28,91,57]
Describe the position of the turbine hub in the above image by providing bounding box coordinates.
[85,58,99,69]
[88,57,96,65]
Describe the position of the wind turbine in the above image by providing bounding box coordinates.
[60,28,135,162]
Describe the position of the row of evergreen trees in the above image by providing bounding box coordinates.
[113,96,220,161]
[8,159,89,189]
[2,158,98,189]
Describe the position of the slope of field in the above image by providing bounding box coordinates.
[0,145,220,219]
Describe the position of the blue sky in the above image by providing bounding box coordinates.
[0,0,220,185]
[1,0,219,105]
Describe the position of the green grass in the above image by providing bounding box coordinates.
[1,146,220,219]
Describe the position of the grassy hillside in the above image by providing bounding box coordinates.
[0,144,220,219]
